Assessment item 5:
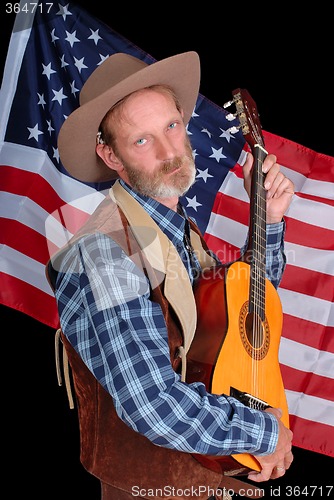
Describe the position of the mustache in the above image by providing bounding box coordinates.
[161,154,192,173]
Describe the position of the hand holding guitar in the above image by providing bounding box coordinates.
[248,407,294,482]
[242,152,295,224]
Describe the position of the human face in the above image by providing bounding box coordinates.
[109,89,196,207]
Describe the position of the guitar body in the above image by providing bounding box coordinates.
[186,261,289,475]
[186,88,290,476]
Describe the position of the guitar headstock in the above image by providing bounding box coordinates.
[230,88,265,152]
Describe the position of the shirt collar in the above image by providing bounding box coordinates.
[119,179,188,246]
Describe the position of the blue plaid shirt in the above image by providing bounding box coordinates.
[55,180,285,456]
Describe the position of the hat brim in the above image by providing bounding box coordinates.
[58,52,200,183]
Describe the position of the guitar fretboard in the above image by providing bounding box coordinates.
[250,145,267,321]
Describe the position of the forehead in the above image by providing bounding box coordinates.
[122,87,177,114]
[111,88,179,128]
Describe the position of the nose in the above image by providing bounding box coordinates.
[156,135,177,161]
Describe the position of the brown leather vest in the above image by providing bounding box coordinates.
[47,183,223,498]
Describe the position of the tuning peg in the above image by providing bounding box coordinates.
[227,125,241,134]
[223,99,234,108]
[225,112,237,122]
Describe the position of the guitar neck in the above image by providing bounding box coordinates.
[248,144,267,319]
[230,88,268,320]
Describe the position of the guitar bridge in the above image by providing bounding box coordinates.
[230,387,271,410]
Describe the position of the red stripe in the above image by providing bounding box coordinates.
[230,163,244,178]
[1,165,64,212]
[264,131,334,181]
[284,216,334,250]
[297,191,334,207]
[1,218,50,264]
[289,414,334,457]
[281,365,334,401]
[282,315,334,353]
[1,165,91,234]
[211,192,248,225]
[0,272,59,329]
[280,265,334,302]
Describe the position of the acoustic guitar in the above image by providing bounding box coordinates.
[186,88,289,476]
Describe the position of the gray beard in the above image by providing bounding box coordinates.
[123,154,196,199]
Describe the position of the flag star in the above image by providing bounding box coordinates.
[192,110,199,118]
[219,128,235,143]
[51,87,68,105]
[70,80,80,96]
[185,195,202,211]
[74,56,88,73]
[186,124,192,136]
[50,28,59,43]
[201,127,212,138]
[46,120,54,135]
[60,54,69,68]
[37,93,46,108]
[196,168,213,182]
[88,28,102,45]
[53,147,60,162]
[98,53,110,65]
[65,30,80,47]
[57,3,72,21]
[192,148,198,159]
[42,62,56,80]
[27,124,43,141]
[209,147,226,163]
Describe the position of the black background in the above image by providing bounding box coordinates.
[1,1,333,498]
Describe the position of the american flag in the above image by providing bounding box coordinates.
[1,1,333,459]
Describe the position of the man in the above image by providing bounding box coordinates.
[47,51,294,499]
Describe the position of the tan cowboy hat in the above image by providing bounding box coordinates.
[57,51,201,183]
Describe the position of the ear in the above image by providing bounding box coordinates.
[96,144,124,175]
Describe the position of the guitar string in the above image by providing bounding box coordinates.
[252,168,266,398]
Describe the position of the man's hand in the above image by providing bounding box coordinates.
[243,152,295,223]
[248,407,294,482]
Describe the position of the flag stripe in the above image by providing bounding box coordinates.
[284,217,334,249]
[282,314,334,353]
[286,390,334,428]
[279,337,334,379]
[0,142,100,204]
[1,165,65,213]
[0,272,58,328]
[286,197,334,232]
[279,265,334,302]
[1,217,51,264]
[290,408,334,457]
[278,288,333,327]
[288,414,334,456]
[281,365,334,401]
[0,245,53,295]
[296,191,334,207]
[264,131,334,181]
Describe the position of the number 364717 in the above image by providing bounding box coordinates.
[5,3,54,14]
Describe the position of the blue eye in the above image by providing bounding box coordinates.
[136,138,146,145]
[168,122,177,129]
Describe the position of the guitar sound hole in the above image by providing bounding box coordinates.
[239,301,270,360]
[245,312,264,349]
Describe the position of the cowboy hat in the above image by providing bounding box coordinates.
[57,51,201,183]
